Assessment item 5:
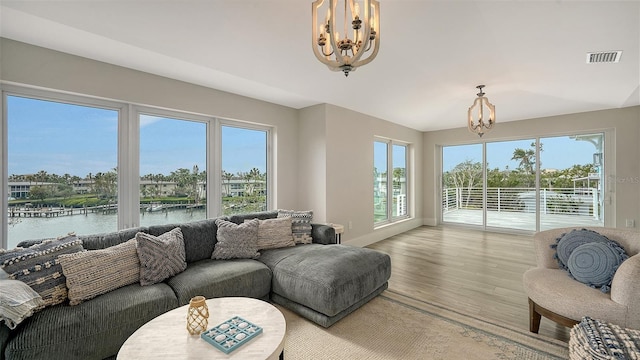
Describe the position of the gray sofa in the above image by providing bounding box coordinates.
[1,210,391,360]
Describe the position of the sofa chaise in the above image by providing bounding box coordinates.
[0,210,392,360]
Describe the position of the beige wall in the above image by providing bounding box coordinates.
[423,106,640,229]
[298,104,424,246]
[0,38,300,211]
[1,38,425,246]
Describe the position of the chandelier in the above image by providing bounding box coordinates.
[312,0,380,76]
[467,85,496,137]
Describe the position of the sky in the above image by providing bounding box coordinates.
[442,135,603,172]
[8,95,601,179]
[7,95,266,178]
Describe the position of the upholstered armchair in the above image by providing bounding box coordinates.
[523,227,640,333]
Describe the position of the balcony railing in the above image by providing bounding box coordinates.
[442,187,600,218]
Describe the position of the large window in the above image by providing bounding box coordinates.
[139,113,207,227]
[6,95,119,249]
[374,139,409,225]
[2,87,273,249]
[221,125,268,215]
[441,133,605,232]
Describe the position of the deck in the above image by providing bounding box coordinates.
[443,208,603,231]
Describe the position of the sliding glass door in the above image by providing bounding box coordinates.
[442,144,483,226]
[486,139,537,231]
[441,133,605,232]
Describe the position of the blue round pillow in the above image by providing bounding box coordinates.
[554,229,610,270]
[567,241,628,293]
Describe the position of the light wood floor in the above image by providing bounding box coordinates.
[366,225,571,342]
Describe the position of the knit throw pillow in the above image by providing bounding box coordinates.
[277,209,313,244]
[212,219,260,260]
[136,228,187,286]
[59,238,140,305]
[248,217,296,250]
[551,228,610,270]
[567,241,628,293]
[0,234,84,307]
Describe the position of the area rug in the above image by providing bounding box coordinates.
[279,291,568,360]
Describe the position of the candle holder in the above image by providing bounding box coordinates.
[186,296,209,335]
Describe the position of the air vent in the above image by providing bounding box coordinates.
[586,50,622,63]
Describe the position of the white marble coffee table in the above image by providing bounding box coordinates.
[117,297,286,360]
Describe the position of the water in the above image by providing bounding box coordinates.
[6,209,206,249]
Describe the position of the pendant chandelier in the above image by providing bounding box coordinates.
[312,0,380,76]
[467,85,496,137]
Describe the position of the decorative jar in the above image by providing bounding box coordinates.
[186,295,209,335]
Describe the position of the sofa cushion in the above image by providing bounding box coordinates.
[553,228,610,270]
[0,279,44,329]
[166,259,272,305]
[136,228,187,286]
[0,234,84,307]
[567,241,628,293]
[251,217,296,250]
[259,244,391,317]
[228,210,278,225]
[277,209,313,244]
[80,227,146,250]
[59,239,140,305]
[147,219,219,263]
[3,282,178,360]
[212,219,260,260]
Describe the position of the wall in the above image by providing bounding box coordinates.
[0,38,300,211]
[423,106,640,229]
[298,104,424,246]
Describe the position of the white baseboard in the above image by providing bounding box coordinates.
[344,218,423,247]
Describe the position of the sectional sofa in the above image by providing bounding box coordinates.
[0,210,392,360]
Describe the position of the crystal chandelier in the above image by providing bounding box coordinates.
[312,0,380,76]
[467,85,496,137]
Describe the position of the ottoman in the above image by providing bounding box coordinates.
[259,244,391,327]
[569,317,640,359]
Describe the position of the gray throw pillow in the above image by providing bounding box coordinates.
[212,219,260,260]
[136,228,187,286]
[567,241,628,293]
[0,234,84,307]
[552,228,610,270]
[277,209,313,244]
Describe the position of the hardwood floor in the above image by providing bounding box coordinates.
[366,225,571,342]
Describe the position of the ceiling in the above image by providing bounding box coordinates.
[1,1,639,132]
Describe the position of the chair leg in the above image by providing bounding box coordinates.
[529,298,542,333]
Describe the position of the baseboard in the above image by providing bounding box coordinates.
[345,218,423,247]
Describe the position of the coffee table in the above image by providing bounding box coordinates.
[117,297,286,360]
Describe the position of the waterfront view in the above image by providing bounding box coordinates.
[4,95,268,250]
[7,208,206,249]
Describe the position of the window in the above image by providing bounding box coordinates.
[374,139,409,225]
[139,113,207,227]
[441,133,605,232]
[6,95,119,249]
[221,125,268,215]
[2,86,274,249]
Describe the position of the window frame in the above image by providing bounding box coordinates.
[374,137,411,228]
[1,85,274,249]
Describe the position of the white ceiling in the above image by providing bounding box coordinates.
[1,1,639,131]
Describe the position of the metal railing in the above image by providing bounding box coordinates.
[442,187,599,218]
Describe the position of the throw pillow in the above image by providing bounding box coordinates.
[247,217,296,250]
[0,279,44,329]
[551,228,610,270]
[567,241,628,293]
[136,228,187,286]
[0,234,84,307]
[212,219,260,260]
[277,209,313,244]
[59,239,140,305]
